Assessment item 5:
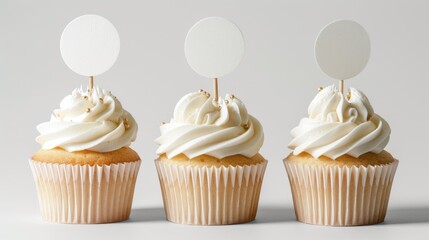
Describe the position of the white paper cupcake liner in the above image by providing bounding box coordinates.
[29,159,141,224]
[155,160,267,225]
[284,159,398,226]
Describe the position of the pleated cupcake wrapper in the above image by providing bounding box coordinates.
[155,160,267,225]
[284,159,398,226]
[29,159,141,224]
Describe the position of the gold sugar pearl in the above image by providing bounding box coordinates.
[225,100,229,104]
[346,91,351,100]
[83,96,88,100]
[124,118,130,129]
[242,123,249,129]
[99,98,104,103]
[212,100,221,109]
[160,121,166,125]
[205,92,211,98]
[318,86,324,92]
[86,108,91,113]
[230,94,235,100]
[199,89,204,93]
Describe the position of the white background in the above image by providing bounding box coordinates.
[1,0,428,239]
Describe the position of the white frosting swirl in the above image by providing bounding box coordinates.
[36,86,138,152]
[155,91,264,159]
[289,85,390,159]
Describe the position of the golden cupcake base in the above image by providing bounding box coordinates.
[155,159,267,225]
[284,158,398,226]
[29,159,141,224]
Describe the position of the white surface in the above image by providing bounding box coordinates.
[315,20,370,80]
[2,205,428,240]
[185,17,245,78]
[1,0,429,239]
[60,14,120,77]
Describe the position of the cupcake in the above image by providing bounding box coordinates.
[30,86,141,224]
[284,85,398,226]
[155,90,267,225]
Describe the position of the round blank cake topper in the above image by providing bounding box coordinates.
[185,17,245,79]
[60,14,120,77]
[315,20,370,80]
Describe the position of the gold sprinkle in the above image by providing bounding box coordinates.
[83,96,88,100]
[243,123,249,129]
[199,89,204,93]
[212,100,221,109]
[230,94,235,100]
[318,86,324,92]
[86,108,91,113]
[225,100,229,104]
[99,98,104,103]
[205,92,210,98]
[124,118,130,129]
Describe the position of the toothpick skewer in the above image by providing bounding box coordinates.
[89,76,94,94]
[213,78,219,102]
[339,79,344,94]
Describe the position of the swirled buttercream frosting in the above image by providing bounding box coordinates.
[289,85,390,159]
[36,86,137,152]
[155,91,264,159]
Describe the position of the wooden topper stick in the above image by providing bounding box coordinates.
[213,78,219,102]
[89,76,94,93]
[339,79,344,94]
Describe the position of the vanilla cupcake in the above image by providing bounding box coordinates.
[30,86,141,224]
[284,85,398,226]
[155,90,266,225]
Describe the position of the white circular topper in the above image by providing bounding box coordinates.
[60,15,120,77]
[315,20,370,80]
[185,17,245,78]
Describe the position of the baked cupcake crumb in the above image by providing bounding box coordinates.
[32,147,140,166]
[158,153,265,167]
[285,150,394,167]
